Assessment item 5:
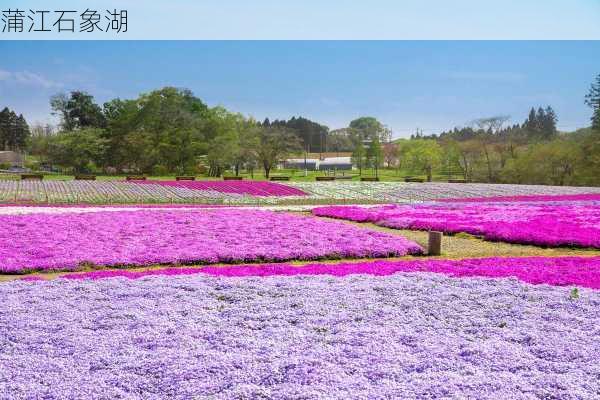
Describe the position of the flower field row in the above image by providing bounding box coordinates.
[291,181,600,203]
[438,193,600,203]
[0,209,422,273]
[2,272,598,398]
[0,180,285,205]
[136,179,307,196]
[2,179,600,205]
[0,204,326,216]
[314,201,600,248]
[61,256,600,289]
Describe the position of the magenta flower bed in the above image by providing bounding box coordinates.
[439,193,600,203]
[0,203,230,209]
[313,205,392,222]
[135,180,306,197]
[60,256,600,289]
[0,210,422,273]
[313,202,600,248]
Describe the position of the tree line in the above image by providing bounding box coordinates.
[380,74,600,186]
[26,88,394,177]
[6,73,600,186]
[33,88,301,177]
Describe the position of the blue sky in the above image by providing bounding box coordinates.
[2,0,599,39]
[0,41,598,138]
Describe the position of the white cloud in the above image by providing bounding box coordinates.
[0,69,62,89]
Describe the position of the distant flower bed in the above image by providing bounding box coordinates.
[136,180,307,197]
[313,201,600,248]
[0,210,422,273]
[0,203,228,209]
[62,256,600,290]
[4,272,599,398]
[2,180,600,205]
[0,180,305,205]
[438,193,600,203]
[291,181,600,203]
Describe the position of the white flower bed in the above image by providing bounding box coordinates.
[1,179,600,206]
[290,182,600,203]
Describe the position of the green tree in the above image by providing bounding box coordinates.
[233,118,260,176]
[524,107,537,133]
[349,117,391,143]
[102,98,139,172]
[472,116,510,182]
[0,107,29,151]
[523,106,558,140]
[251,126,301,178]
[125,87,208,173]
[269,116,329,154]
[27,124,53,164]
[383,142,400,168]
[581,133,600,185]
[204,108,256,177]
[328,129,354,153]
[585,73,600,131]
[50,93,74,131]
[542,106,558,139]
[47,128,108,173]
[366,136,383,176]
[454,139,482,181]
[402,139,442,182]
[51,91,105,130]
[501,139,582,186]
[351,141,366,175]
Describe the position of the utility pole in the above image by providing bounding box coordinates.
[304,141,308,177]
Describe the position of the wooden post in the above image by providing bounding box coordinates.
[428,231,442,256]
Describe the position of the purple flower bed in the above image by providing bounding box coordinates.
[2,273,599,398]
[136,180,307,197]
[313,202,600,248]
[61,256,600,289]
[439,193,600,203]
[0,210,422,273]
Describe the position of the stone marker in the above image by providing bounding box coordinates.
[428,231,442,256]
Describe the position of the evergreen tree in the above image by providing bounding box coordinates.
[15,114,30,150]
[536,107,546,132]
[261,116,329,153]
[585,74,600,131]
[541,106,557,139]
[523,106,556,140]
[524,107,537,132]
[0,108,29,151]
[0,107,10,150]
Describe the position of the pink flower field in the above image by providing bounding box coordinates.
[0,209,422,273]
[439,193,600,203]
[61,256,600,289]
[313,201,600,248]
[135,180,307,197]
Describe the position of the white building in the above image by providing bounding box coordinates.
[283,156,353,171]
[317,156,353,171]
